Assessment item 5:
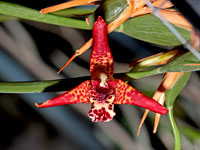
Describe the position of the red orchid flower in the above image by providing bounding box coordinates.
[35,16,168,122]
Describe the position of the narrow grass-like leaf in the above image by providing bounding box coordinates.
[54,7,96,16]
[0,80,60,93]
[127,52,200,79]
[0,2,190,47]
[120,14,190,46]
[160,52,200,72]
[0,1,92,30]
[180,126,200,142]
[0,15,16,22]
[0,73,129,93]
[127,68,160,79]
[0,1,191,48]
[165,72,191,150]
[165,72,191,107]
[0,76,89,93]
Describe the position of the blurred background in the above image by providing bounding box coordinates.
[0,0,200,150]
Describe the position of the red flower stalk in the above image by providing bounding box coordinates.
[35,16,168,122]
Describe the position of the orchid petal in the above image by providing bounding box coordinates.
[35,80,91,108]
[114,79,168,115]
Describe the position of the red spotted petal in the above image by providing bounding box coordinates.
[35,80,91,108]
[90,16,114,80]
[114,79,168,115]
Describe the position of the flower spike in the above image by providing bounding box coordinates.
[36,16,168,122]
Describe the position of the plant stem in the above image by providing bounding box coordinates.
[168,106,181,150]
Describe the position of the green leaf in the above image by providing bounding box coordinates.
[54,7,97,16]
[0,15,16,22]
[98,0,128,24]
[120,14,190,46]
[165,72,191,107]
[0,77,89,93]
[127,52,200,79]
[0,2,191,47]
[165,72,191,150]
[0,73,129,93]
[0,80,60,93]
[87,0,128,25]
[180,126,200,142]
[127,68,160,79]
[0,1,92,30]
[160,52,200,72]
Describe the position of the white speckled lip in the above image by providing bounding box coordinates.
[88,101,116,122]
